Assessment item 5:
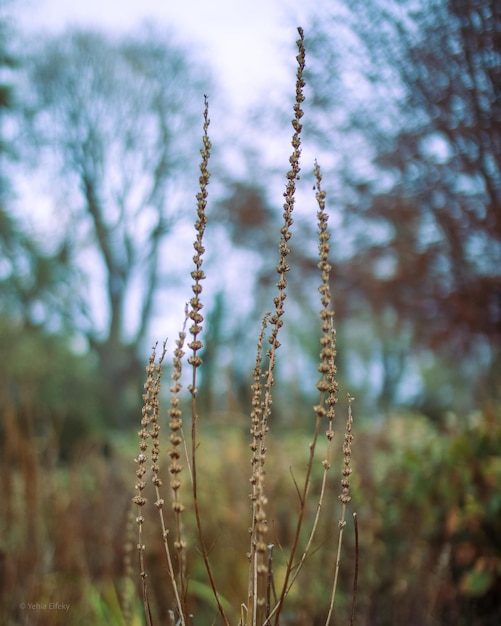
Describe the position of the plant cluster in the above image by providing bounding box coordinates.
[130,28,359,626]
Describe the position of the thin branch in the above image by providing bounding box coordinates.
[350,512,359,626]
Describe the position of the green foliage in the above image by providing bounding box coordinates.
[0,317,103,459]
[356,411,501,625]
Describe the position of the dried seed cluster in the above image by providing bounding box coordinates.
[339,395,355,505]
[169,318,188,566]
[169,321,186,511]
[314,162,338,428]
[248,315,271,617]
[133,348,157,510]
[250,314,269,485]
[188,95,211,374]
[132,345,161,581]
[150,342,167,506]
[249,314,270,539]
[267,27,305,357]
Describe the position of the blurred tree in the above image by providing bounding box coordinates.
[18,26,212,425]
[304,0,501,409]
[0,0,14,166]
[0,0,17,216]
[0,207,75,327]
[0,5,100,461]
[0,2,75,329]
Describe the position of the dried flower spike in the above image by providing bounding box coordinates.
[314,160,338,427]
[339,394,355,504]
[188,95,211,374]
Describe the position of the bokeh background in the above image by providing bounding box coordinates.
[1,0,500,624]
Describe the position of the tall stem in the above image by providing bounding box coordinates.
[188,96,230,626]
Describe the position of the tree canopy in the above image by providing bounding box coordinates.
[14,26,213,424]
[303,0,501,407]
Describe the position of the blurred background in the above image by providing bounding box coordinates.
[1,0,500,624]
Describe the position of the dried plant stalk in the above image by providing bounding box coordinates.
[168,314,189,608]
[133,343,187,624]
[132,346,157,626]
[247,312,271,625]
[149,342,187,626]
[246,26,306,626]
[187,95,230,626]
[325,394,356,626]
[268,161,339,626]
[130,27,358,626]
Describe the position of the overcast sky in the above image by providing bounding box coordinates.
[8,0,321,345]
[14,0,314,109]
